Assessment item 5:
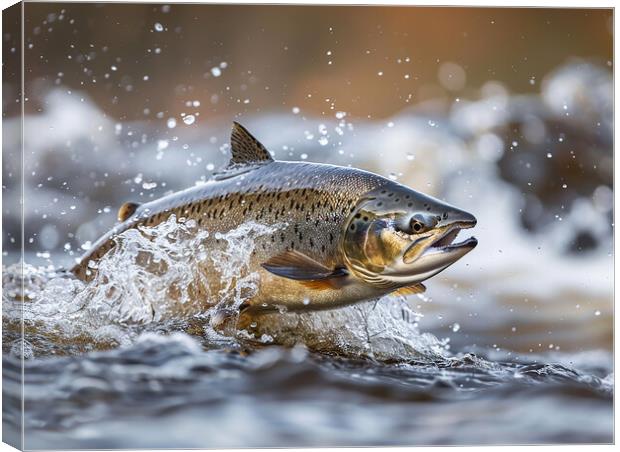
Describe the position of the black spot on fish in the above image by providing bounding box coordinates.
[309,238,314,248]
[329,233,334,244]
[408,202,413,207]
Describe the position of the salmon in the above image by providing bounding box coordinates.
[72,122,477,329]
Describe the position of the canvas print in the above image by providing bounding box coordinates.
[2,2,614,448]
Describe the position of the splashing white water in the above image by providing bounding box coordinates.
[3,216,449,360]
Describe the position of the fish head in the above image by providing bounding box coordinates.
[342,183,477,290]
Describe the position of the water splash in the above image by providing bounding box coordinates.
[3,216,452,361]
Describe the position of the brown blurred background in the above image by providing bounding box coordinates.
[8,4,613,121]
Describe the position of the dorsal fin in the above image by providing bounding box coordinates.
[229,122,274,166]
[213,122,274,181]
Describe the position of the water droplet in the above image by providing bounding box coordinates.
[211,67,222,77]
[167,118,177,129]
[406,153,415,161]
[157,140,169,151]
[595,310,601,316]
[546,153,553,158]
[318,137,329,146]
[183,115,196,125]
[451,323,460,332]
[154,22,164,32]
[300,153,308,160]
[292,106,300,114]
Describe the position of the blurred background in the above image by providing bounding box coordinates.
[4,4,613,119]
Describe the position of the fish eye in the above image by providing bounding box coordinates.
[408,213,438,234]
[411,219,425,233]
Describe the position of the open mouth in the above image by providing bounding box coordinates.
[424,222,477,255]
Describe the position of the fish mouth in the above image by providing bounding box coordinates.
[422,222,478,257]
[379,220,477,285]
[402,221,477,265]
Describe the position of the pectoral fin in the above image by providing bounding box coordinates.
[393,283,426,296]
[261,250,347,289]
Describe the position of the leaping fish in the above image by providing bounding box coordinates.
[72,122,477,329]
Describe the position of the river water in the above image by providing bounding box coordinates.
[2,61,613,447]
